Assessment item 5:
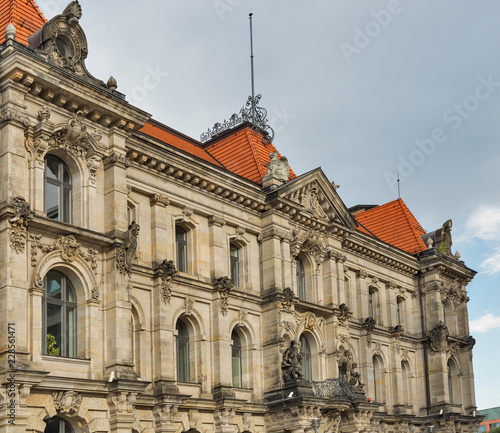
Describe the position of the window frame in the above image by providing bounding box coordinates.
[231,330,242,388]
[42,270,77,358]
[230,243,240,287]
[296,257,306,300]
[176,320,190,382]
[44,154,72,224]
[44,416,75,433]
[300,334,312,383]
[175,225,188,273]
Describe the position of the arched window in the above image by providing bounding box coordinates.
[401,361,412,406]
[296,257,306,300]
[176,226,188,273]
[230,244,239,286]
[300,335,312,382]
[448,359,460,405]
[43,270,76,358]
[44,417,74,433]
[176,320,190,382]
[231,330,242,388]
[45,155,72,223]
[372,355,385,402]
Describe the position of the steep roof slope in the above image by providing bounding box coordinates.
[204,125,296,185]
[354,198,427,255]
[139,121,223,167]
[0,0,46,45]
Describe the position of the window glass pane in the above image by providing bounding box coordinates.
[177,339,189,382]
[176,227,187,273]
[230,244,238,258]
[232,351,242,388]
[63,187,72,223]
[296,258,305,300]
[63,164,71,184]
[67,307,76,358]
[230,246,239,286]
[300,335,312,382]
[66,283,76,303]
[46,271,62,299]
[46,157,59,180]
[46,303,62,356]
[46,182,60,220]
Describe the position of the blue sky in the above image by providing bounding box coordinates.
[35,0,500,408]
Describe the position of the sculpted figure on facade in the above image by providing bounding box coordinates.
[156,259,178,304]
[117,221,140,275]
[281,340,302,381]
[428,321,449,353]
[263,152,289,183]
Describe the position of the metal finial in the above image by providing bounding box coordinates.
[249,13,256,125]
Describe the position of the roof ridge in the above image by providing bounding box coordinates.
[245,129,267,180]
[396,198,426,251]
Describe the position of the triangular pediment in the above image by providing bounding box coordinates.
[272,168,358,231]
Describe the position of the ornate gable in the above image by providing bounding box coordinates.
[276,169,358,230]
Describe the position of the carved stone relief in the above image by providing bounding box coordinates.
[116,221,140,276]
[53,390,82,414]
[286,181,328,219]
[155,259,178,304]
[213,276,233,316]
[428,321,449,353]
[9,197,34,254]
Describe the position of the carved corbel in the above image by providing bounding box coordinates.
[9,196,34,254]
[213,276,233,316]
[116,221,140,276]
[155,259,178,304]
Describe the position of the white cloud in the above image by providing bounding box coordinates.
[463,205,500,242]
[481,248,500,275]
[469,313,500,333]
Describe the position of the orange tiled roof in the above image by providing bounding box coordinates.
[354,198,427,255]
[139,121,223,167]
[0,0,46,45]
[204,126,296,185]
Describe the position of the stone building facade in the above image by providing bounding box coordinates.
[0,2,481,433]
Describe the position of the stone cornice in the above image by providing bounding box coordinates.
[0,51,149,132]
[126,146,266,214]
[342,234,419,276]
[418,250,476,282]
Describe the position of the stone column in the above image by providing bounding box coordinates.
[208,215,226,280]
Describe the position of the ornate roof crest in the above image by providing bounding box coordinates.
[200,94,274,144]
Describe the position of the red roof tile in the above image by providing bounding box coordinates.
[139,121,223,167]
[204,125,296,185]
[354,198,427,255]
[0,0,46,45]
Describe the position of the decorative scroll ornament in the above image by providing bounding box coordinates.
[200,94,274,144]
[263,152,289,183]
[53,390,82,414]
[213,276,233,316]
[116,221,140,276]
[9,197,34,254]
[428,321,449,353]
[49,111,89,158]
[337,303,350,327]
[281,340,302,382]
[30,234,97,272]
[282,287,295,311]
[155,260,178,304]
[1,108,31,127]
[304,311,317,331]
[291,229,330,272]
[362,317,376,346]
[185,297,194,316]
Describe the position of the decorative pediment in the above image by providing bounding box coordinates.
[275,169,358,231]
[28,1,90,78]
